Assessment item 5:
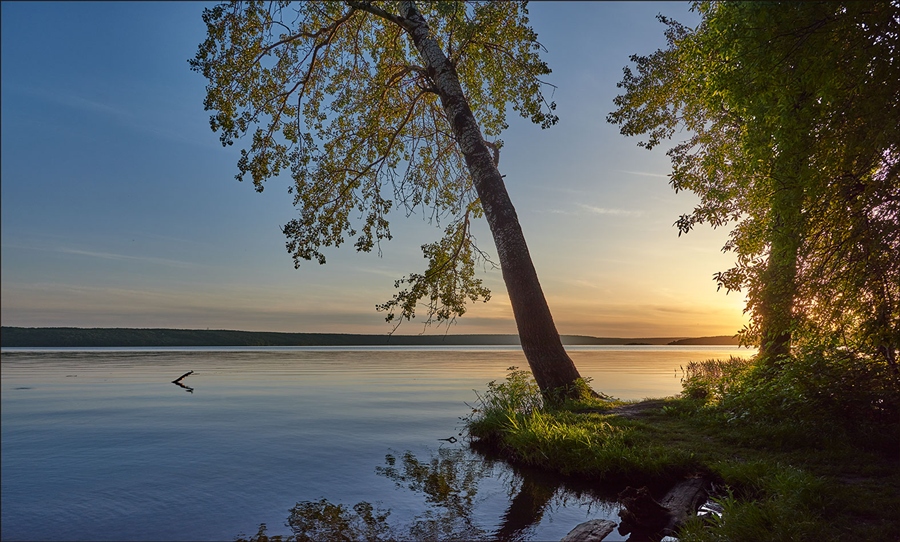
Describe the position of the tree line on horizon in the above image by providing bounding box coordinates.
[0,327,740,348]
[190,0,897,396]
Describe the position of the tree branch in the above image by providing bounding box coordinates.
[345,0,413,32]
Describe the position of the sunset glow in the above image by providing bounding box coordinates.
[0,2,747,338]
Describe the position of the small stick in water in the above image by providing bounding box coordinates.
[172,370,193,384]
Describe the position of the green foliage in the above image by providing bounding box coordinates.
[679,351,900,454]
[465,368,699,484]
[732,351,900,445]
[190,1,558,325]
[680,466,832,542]
[469,366,544,419]
[544,375,601,408]
[375,207,491,326]
[796,157,900,361]
[608,1,900,362]
[465,366,600,426]
[680,357,753,403]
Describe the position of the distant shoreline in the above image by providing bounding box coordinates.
[0,327,740,348]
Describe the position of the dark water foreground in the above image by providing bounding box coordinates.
[1,346,751,541]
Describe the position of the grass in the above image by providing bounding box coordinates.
[465,358,900,541]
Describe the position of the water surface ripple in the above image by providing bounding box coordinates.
[1,346,752,541]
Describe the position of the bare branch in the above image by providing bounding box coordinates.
[345,0,413,31]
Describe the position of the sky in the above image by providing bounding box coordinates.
[0,1,749,338]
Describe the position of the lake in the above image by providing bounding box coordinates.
[1,346,753,541]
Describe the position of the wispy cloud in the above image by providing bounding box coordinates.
[577,204,643,217]
[539,208,577,216]
[617,170,670,179]
[56,94,132,119]
[5,84,134,120]
[3,242,196,269]
[534,186,590,196]
[7,84,211,148]
[56,248,196,268]
[536,205,643,217]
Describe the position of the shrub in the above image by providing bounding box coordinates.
[681,357,754,403]
[679,465,834,542]
[476,366,544,416]
[683,348,900,451]
[466,367,698,483]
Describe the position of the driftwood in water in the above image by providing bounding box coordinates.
[172,370,195,393]
[660,477,709,532]
[172,370,193,384]
[560,519,616,542]
[617,477,709,537]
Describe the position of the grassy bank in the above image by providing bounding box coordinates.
[465,353,900,541]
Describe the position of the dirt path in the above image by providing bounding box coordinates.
[577,399,669,419]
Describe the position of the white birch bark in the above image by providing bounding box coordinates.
[395,1,584,393]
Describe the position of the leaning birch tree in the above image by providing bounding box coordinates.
[190,1,588,395]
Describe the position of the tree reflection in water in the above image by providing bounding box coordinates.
[375,448,492,540]
[236,446,616,542]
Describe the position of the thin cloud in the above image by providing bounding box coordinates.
[57,94,131,118]
[534,205,642,217]
[534,186,590,196]
[9,85,212,148]
[617,170,671,179]
[577,204,643,217]
[538,208,577,216]
[57,248,196,268]
[8,85,134,119]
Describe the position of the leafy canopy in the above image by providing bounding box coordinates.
[608,1,899,358]
[190,1,558,326]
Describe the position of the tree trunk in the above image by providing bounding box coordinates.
[758,155,805,363]
[398,1,584,394]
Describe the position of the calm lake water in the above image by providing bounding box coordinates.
[1,346,753,541]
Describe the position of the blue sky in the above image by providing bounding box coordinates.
[1,1,748,337]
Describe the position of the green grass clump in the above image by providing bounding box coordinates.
[466,367,702,486]
[678,465,833,542]
[681,356,754,403]
[493,409,700,483]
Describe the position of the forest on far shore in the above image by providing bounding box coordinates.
[0,327,739,348]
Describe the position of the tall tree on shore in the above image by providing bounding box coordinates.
[608,1,900,365]
[190,1,588,394]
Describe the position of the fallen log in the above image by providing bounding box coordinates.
[660,477,709,533]
[617,477,709,537]
[560,519,616,542]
